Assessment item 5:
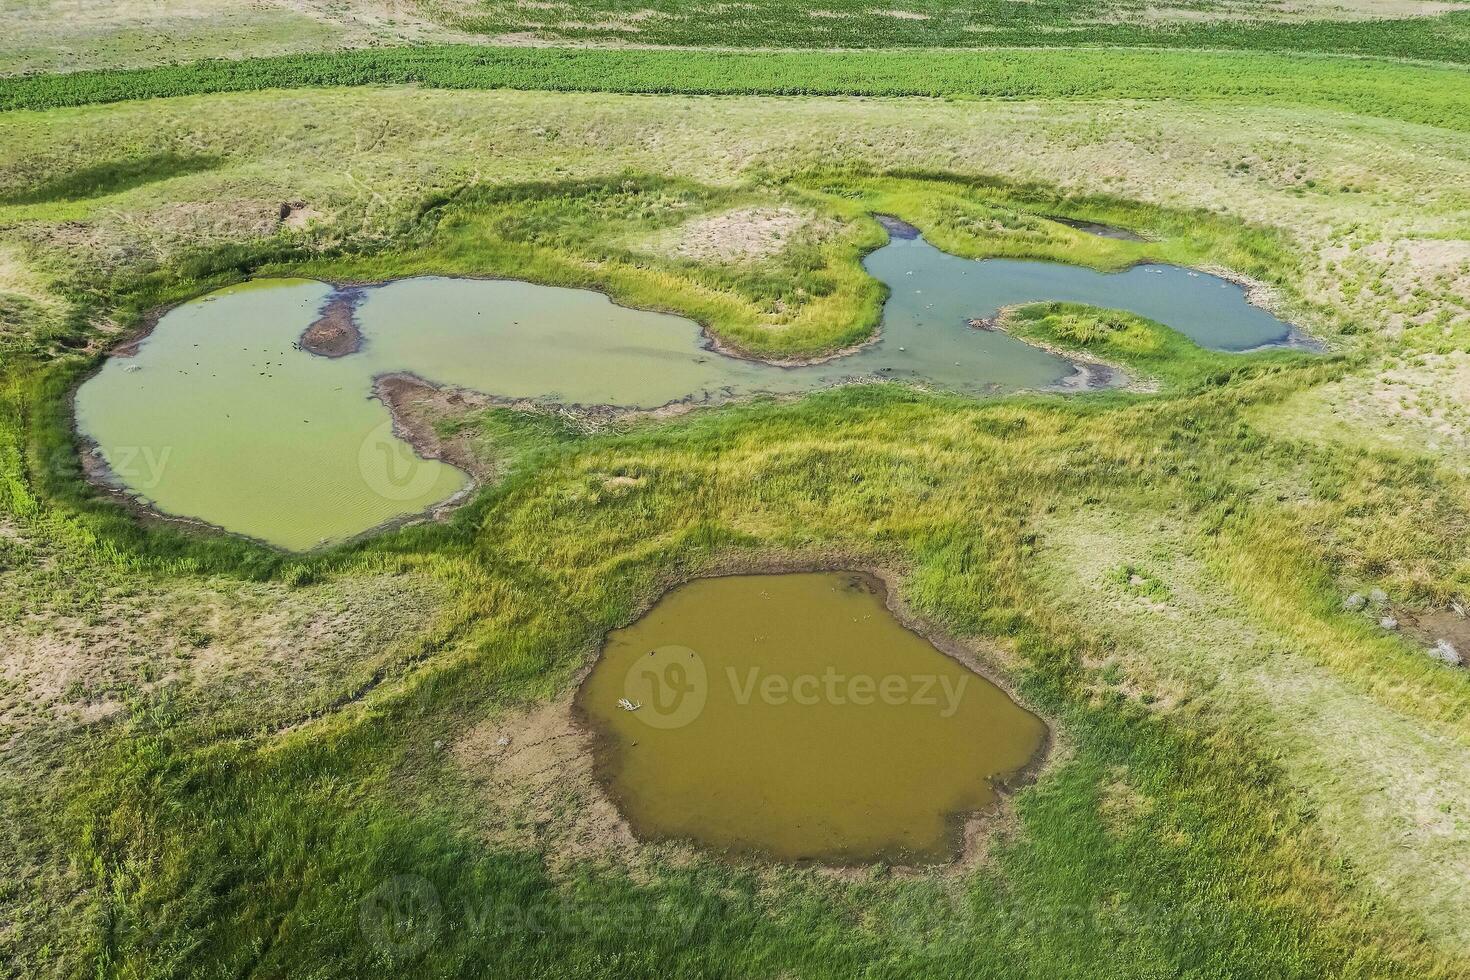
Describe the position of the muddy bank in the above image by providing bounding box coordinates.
[1051,216,1147,242]
[371,373,499,484]
[298,288,363,358]
[875,213,921,240]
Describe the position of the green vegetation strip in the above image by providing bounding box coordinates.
[441,7,1470,62]
[1,46,1467,131]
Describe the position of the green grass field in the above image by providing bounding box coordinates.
[4,0,1470,72]
[1,8,1469,980]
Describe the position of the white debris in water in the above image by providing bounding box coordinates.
[617,698,641,712]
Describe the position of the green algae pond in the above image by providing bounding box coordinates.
[576,571,1048,864]
[74,228,1297,549]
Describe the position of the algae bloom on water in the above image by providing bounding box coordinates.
[577,572,1048,864]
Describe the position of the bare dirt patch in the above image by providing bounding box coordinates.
[451,696,643,871]
[1390,605,1470,667]
[654,206,831,264]
[279,200,324,230]
[0,521,447,768]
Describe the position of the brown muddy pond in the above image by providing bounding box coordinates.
[577,571,1048,864]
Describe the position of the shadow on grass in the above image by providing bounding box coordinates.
[1,152,223,205]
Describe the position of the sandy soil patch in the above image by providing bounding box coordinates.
[451,695,643,870]
[1313,237,1470,335]
[653,206,830,263]
[1274,353,1470,466]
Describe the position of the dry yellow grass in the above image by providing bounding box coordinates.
[1034,506,1470,951]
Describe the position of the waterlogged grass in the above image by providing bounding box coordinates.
[1,46,1468,133]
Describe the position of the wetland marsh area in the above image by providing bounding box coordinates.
[74,226,1293,548]
[1,6,1470,979]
